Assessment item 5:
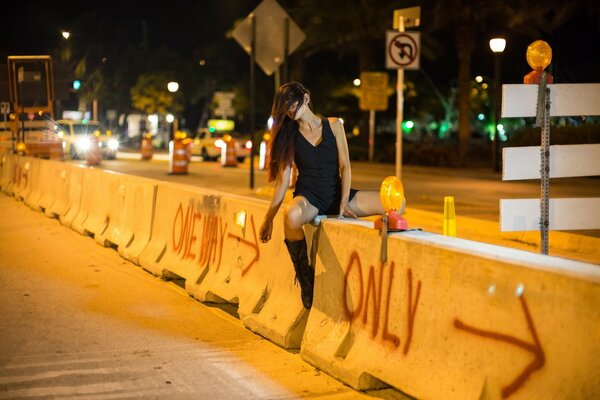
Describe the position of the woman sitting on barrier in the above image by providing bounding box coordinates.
[259,82,396,309]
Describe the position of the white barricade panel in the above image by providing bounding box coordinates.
[302,219,600,399]
[502,83,600,118]
[500,198,600,231]
[503,144,600,180]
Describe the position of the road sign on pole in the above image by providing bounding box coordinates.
[360,72,389,162]
[386,31,421,70]
[232,0,305,76]
[359,72,389,112]
[389,7,421,180]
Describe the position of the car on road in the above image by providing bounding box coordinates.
[52,119,119,160]
[191,128,252,162]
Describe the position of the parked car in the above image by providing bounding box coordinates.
[191,128,252,162]
[52,119,119,160]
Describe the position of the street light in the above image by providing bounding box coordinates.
[167,81,179,93]
[61,31,70,40]
[166,82,179,143]
[489,37,506,172]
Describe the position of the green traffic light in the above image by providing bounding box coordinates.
[73,80,82,90]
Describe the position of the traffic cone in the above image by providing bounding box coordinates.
[443,196,457,237]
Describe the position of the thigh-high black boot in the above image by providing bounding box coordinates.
[284,238,314,309]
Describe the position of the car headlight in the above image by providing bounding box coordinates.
[108,139,119,150]
[214,139,225,148]
[77,138,91,151]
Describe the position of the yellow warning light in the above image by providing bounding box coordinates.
[524,40,553,84]
[374,176,408,231]
[380,176,405,212]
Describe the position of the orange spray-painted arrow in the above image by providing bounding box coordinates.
[454,296,545,399]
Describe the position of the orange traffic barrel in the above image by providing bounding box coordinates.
[85,135,101,165]
[183,138,192,161]
[169,138,188,174]
[141,134,153,160]
[220,134,237,167]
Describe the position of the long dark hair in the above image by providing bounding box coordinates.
[266,82,310,182]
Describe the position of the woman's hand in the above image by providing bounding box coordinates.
[339,200,357,218]
[259,217,274,243]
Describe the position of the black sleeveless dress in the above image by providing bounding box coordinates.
[293,118,358,215]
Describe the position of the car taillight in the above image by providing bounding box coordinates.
[245,140,252,150]
[214,139,225,148]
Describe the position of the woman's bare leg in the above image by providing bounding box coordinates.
[348,190,404,217]
[283,196,319,241]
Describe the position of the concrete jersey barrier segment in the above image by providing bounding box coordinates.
[0,154,15,193]
[138,181,307,348]
[116,175,157,265]
[301,218,600,399]
[24,158,56,211]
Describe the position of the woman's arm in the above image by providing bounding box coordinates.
[329,117,357,218]
[260,164,292,242]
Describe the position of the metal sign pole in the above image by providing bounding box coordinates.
[395,16,405,180]
[536,71,550,254]
[249,14,256,190]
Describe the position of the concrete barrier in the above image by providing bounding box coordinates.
[116,175,157,265]
[92,170,129,246]
[24,158,56,211]
[138,182,214,284]
[43,161,72,218]
[0,154,15,193]
[37,160,61,213]
[184,194,307,349]
[50,164,83,225]
[301,218,600,399]
[3,156,598,395]
[59,165,85,228]
[10,157,38,201]
[138,181,307,348]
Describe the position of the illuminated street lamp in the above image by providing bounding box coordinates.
[167,81,179,93]
[166,82,179,142]
[489,37,506,172]
[61,31,70,40]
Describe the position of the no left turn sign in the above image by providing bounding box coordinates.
[0,102,9,115]
[386,31,420,70]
